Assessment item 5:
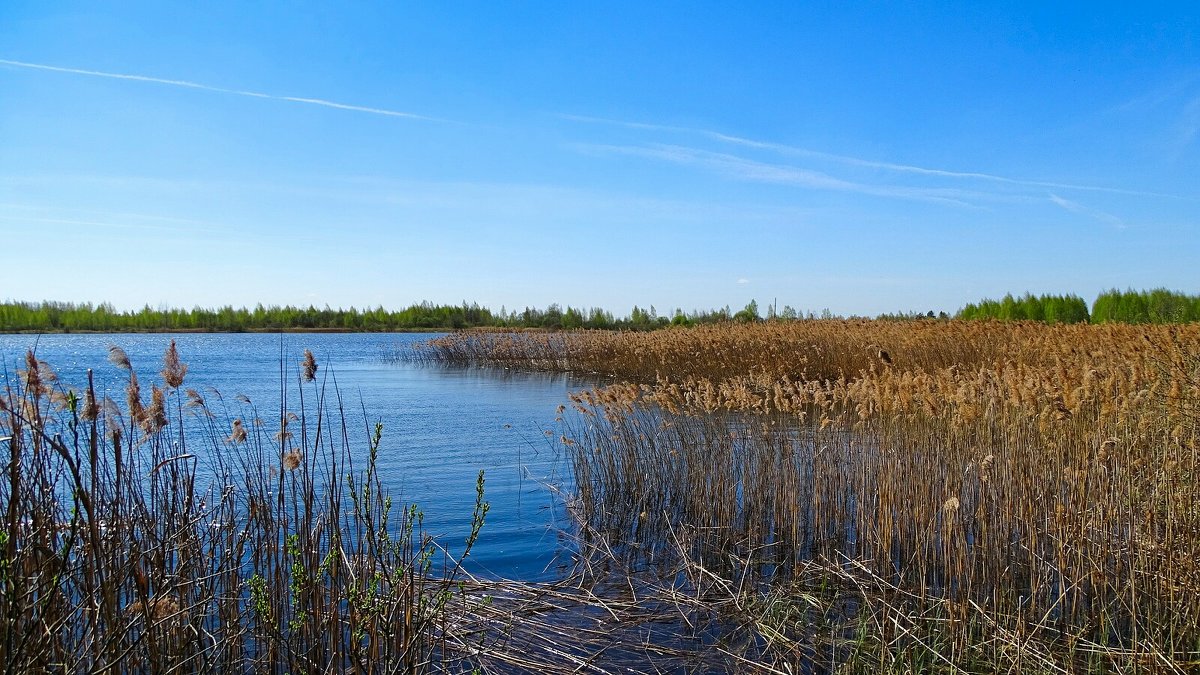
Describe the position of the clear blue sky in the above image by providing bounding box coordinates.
[2,2,1197,317]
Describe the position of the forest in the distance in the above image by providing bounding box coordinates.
[1,288,1197,333]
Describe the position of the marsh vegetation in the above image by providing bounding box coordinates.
[3,319,1197,672]
[0,343,576,672]
[422,320,1200,672]
[2,336,801,673]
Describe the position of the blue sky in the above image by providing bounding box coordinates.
[1,2,1197,317]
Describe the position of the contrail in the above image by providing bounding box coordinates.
[576,142,980,206]
[560,113,1190,200]
[0,58,442,122]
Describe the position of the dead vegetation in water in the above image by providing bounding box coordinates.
[4,341,806,674]
[427,321,1200,671]
[9,321,1195,673]
[416,319,1040,381]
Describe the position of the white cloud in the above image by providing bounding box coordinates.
[0,58,443,122]
[574,142,980,206]
[562,113,1187,199]
[1047,193,1126,229]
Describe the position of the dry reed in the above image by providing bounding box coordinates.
[0,342,536,673]
[424,320,1200,671]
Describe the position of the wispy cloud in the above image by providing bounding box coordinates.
[0,214,177,232]
[575,142,983,206]
[1119,74,1200,157]
[0,207,238,237]
[561,113,1188,199]
[1177,95,1200,150]
[1047,193,1126,229]
[0,58,444,122]
[1112,72,1200,114]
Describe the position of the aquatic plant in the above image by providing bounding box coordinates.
[569,322,1199,670]
[0,343,501,672]
[425,320,1200,671]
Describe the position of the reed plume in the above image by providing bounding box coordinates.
[282,450,301,471]
[108,344,131,370]
[228,418,247,444]
[161,339,187,388]
[300,348,317,382]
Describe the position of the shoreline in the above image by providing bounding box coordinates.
[0,327,454,334]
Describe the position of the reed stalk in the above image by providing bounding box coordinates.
[422,320,1200,671]
[0,343,508,673]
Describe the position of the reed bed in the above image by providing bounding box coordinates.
[0,343,562,673]
[0,340,857,673]
[416,319,1092,383]
[424,321,1200,671]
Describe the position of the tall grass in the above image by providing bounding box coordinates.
[5,338,864,673]
[17,324,1191,671]
[424,321,1200,671]
[416,319,1095,381]
[0,342,503,672]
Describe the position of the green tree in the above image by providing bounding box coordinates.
[733,300,760,323]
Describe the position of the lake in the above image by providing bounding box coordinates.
[0,332,597,580]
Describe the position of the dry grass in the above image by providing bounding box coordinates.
[5,341,796,673]
[424,320,1200,672]
[0,344,523,673]
[9,322,1195,672]
[417,319,1035,381]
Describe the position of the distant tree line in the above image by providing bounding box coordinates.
[0,300,767,333]
[876,310,951,321]
[957,288,1200,324]
[958,293,1091,324]
[5,289,1195,333]
[0,300,517,332]
[0,300,498,332]
[1090,288,1200,324]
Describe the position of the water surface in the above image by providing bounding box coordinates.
[0,332,593,580]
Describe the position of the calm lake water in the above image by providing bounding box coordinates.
[0,332,597,580]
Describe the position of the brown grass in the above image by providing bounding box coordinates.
[8,323,1195,672]
[424,320,1200,671]
[417,319,1042,381]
